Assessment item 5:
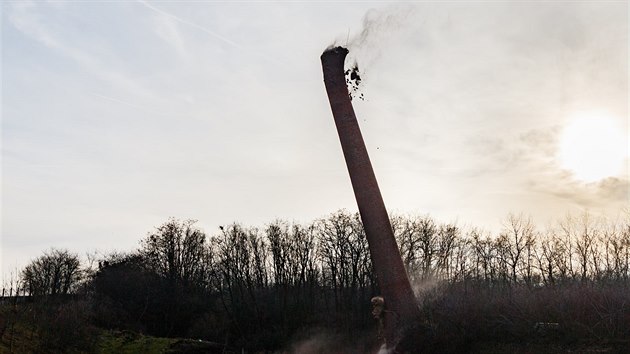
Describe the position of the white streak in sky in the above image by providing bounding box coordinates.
[9,2,153,99]
[91,93,170,117]
[136,0,284,66]
[151,12,189,61]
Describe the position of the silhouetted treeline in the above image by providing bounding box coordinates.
[11,210,630,352]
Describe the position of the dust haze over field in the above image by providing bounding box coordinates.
[2,1,627,283]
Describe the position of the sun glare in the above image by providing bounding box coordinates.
[557,112,627,182]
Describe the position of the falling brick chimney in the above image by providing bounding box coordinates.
[321,46,421,350]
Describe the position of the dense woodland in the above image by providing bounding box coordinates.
[3,209,630,353]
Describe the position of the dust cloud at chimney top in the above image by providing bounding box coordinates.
[326,5,415,89]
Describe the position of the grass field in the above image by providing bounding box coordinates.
[0,304,229,354]
[1,303,628,353]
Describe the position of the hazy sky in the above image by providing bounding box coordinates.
[2,1,628,277]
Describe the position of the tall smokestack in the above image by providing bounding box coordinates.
[321,46,420,350]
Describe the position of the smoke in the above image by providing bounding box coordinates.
[411,276,441,297]
[376,343,393,354]
[284,332,335,354]
[278,328,380,354]
[347,6,415,52]
[328,5,417,80]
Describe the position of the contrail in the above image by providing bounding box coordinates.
[91,92,170,117]
[136,0,284,66]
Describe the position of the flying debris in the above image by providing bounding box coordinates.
[345,64,364,101]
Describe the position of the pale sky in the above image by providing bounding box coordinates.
[1,1,628,277]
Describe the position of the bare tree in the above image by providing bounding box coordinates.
[392,214,422,281]
[500,213,535,284]
[267,220,292,287]
[470,228,495,283]
[22,248,82,296]
[211,223,272,337]
[435,223,459,280]
[316,209,372,319]
[291,223,319,289]
[141,218,210,288]
[572,212,596,281]
[534,227,564,285]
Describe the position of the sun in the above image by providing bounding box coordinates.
[557,112,627,182]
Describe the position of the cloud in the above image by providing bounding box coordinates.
[540,177,629,208]
[8,1,153,99]
[518,127,561,157]
[524,124,627,206]
[495,126,629,209]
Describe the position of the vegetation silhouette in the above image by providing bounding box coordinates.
[2,210,630,353]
